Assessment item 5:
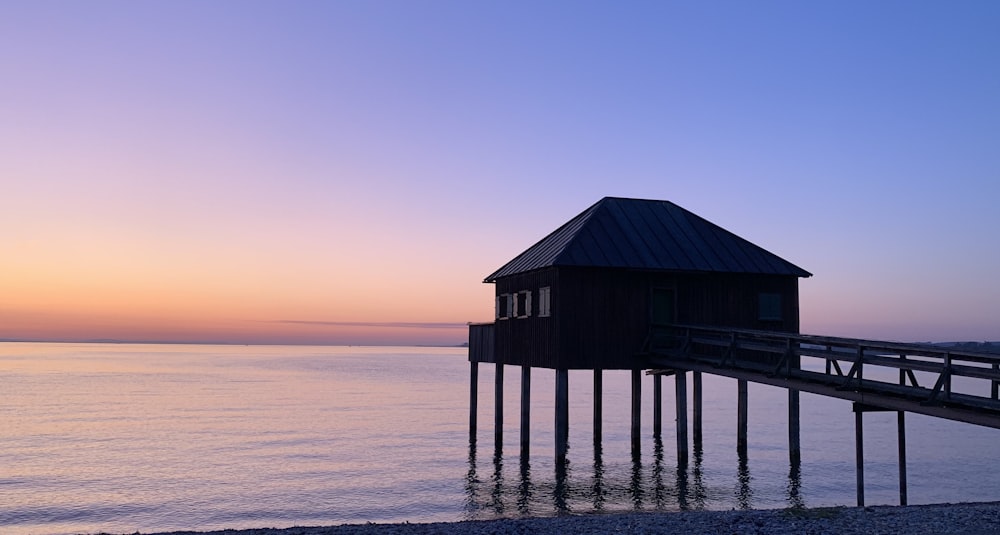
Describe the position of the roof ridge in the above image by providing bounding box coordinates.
[484,197,811,281]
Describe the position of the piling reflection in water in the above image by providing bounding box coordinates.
[518,458,533,514]
[736,451,754,509]
[787,460,804,509]
[463,435,802,520]
[591,446,605,511]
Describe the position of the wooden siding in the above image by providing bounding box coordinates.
[493,268,559,368]
[468,323,495,363]
[487,266,801,370]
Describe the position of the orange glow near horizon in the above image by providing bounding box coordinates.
[3,2,999,345]
[2,232,494,345]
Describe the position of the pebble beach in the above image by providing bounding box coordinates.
[142,502,1000,535]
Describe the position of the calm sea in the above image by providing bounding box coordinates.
[2,343,999,534]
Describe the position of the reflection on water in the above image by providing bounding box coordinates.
[517,458,532,514]
[736,451,754,509]
[464,434,802,518]
[787,459,804,509]
[591,445,605,511]
[690,442,707,509]
[7,344,1000,534]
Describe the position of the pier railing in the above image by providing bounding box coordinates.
[646,324,1000,429]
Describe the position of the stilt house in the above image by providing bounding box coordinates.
[468,197,811,370]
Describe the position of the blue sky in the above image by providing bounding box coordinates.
[1,1,998,344]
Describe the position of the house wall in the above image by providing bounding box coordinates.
[493,268,559,368]
[491,267,801,370]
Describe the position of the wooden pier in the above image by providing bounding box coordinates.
[644,323,1000,506]
[469,321,1000,507]
[465,196,1000,508]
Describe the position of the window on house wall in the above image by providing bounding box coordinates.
[496,293,513,320]
[758,293,782,321]
[538,286,551,317]
[514,290,532,319]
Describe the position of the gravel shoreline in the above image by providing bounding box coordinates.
[140,502,1000,534]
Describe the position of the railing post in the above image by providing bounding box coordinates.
[944,352,952,401]
[993,363,999,400]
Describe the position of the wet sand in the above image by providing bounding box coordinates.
[140,501,1000,534]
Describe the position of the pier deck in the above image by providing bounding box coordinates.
[645,324,1000,429]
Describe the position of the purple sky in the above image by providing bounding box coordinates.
[2,1,998,344]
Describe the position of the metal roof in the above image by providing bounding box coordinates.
[484,197,812,282]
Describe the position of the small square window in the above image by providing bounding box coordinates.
[538,287,551,317]
[758,293,782,321]
[514,290,532,319]
[496,293,513,320]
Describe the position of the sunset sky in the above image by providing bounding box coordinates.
[2,1,998,345]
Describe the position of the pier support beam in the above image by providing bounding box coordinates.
[631,370,642,454]
[653,374,662,437]
[854,405,865,507]
[495,363,504,453]
[676,371,688,466]
[898,410,908,506]
[854,406,865,507]
[520,365,531,460]
[469,361,478,444]
[555,369,569,462]
[693,372,703,447]
[594,369,603,448]
[788,389,801,465]
[737,380,748,454]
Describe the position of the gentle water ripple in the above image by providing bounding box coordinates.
[1,343,1000,534]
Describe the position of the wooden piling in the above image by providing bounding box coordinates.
[788,389,801,464]
[855,407,865,507]
[898,367,908,506]
[594,369,603,447]
[653,374,662,437]
[555,369,569,462]
[737,379,748,454]
[495,363,504,453]
[520,365,531,459]
[693,371,703,446]
[631,370,642,453]
[898,410,908,506]
[676,371,688,466]
[469,361,478,444]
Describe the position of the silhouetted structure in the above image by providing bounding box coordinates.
[471,196,810,369]
[468,196,1000,509]
[468,197,811,463]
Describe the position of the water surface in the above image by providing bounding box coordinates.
[1,343,998,534]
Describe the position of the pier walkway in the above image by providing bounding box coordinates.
[644,324,1000,429]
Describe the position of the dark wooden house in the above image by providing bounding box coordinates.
[469,196,811,370]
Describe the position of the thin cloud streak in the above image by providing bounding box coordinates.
[273,320,469,330]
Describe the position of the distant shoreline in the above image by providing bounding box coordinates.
[139,501,1000,535]
[0,339,469,348]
